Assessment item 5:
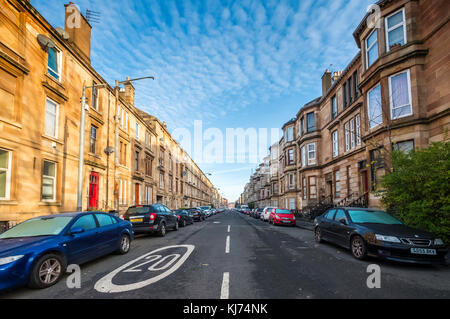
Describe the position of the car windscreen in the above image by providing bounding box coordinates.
[275,209,291,214]
[199,206,210,210]
[126,206,152,216]
[0,216,73,239]
[347,210,403,225]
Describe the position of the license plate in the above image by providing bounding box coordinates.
[410,248,436,255]
[130,218,143,223]
[282,220,292,223]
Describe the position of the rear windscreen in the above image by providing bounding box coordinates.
[126,206,152,216]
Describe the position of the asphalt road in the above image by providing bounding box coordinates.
[2,210,450,299]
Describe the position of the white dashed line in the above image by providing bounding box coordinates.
[225,235,230,253]
[227,225,230,233]
[220,272,230,299]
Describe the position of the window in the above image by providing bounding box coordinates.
[42,161,56,201]
[368,84,382,129]
[302,177,307,200]
[309,176,317,199]
[90,126,97,154]
[120,108,124,129]
[347,78,353,104]
[135,151,140,171]
[350,119,355,149]
[353,71,358,98]
[300,117,305,135]
[386,8,406,51]
[95,214,114,227]
[307,143,316,165]
[389,70,412,119]
[392,140,414,153]
[159,173,165,189]
[331,95,338,119]
[289,198,295,210]
[119,141,127,166]
[145,156,152,176]
[45,99,58,138]
[285,126,294,142]
[119,179,127,205]
[288,149,295,165]
[0,149,11,200]
[343,82,348,107]
[366,29,378,68]
[306,112,315,132]
[145,185,152,205]
[356,114,361,145]
[145,131,152,149]
[345,122,350,152]
[370,148,385,191]
[334,170,341,198]
[324,209,336,220]
[332,130,339,158]
[301,146,306,167]
[125,112,128,131]
[136,122,139,140]
[334,209,347,223]
[347,166,352,194]
[47,47,61,80]
[289,174,295,189]
[92,81,98,110]
[71,215,97,231]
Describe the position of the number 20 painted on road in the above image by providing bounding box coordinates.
[94,245,195,293]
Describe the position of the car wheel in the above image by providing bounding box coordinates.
[173,221,179,231]
[118,234,131,254]
[29,254,65,289]
[351,235,367,260]
[314,227,323,243]
[158,223,166,237]
[182,220,186,227]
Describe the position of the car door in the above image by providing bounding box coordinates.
[331,209,353,247]
[319,209,336,240]
[65,214,100,264]
[94,213,120,254]
[165,206,177,227]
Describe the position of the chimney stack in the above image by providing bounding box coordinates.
[64,2,92,62]
[321,69,332,96]
[119,77,135,106]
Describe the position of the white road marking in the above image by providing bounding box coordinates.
[220,272,230,299]
[94,245,195,293]
[227,225,230,232]
[225,235,230,254]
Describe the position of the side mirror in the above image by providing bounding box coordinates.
[339,218,348,225]
[70,227,85,235]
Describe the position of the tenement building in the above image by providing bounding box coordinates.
[244,0,450,210]
[0,0,222,231]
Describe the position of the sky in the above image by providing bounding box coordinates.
[32,0,375,202]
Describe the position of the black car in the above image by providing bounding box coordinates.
[314,207,448,264]
[124,204,179,237]
[174,209,194,227]
[187,208,206,222]
[254,208,264,219]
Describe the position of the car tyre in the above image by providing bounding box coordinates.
[173,221,179,231]
[117,234,131,254]
[351,235,367,260]
[314,227,323,243]
[182,220,186,227]
[28,253,66,289]
[158,223,166,237]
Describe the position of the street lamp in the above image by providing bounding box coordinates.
[77,82,108,212]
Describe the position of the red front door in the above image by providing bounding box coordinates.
[89,172,99,209]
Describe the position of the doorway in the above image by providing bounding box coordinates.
[88,172,99,209]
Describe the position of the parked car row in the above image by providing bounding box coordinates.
[238,206,448,264]
[0,204,222,292]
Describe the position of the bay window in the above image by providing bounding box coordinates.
[332,130,339,158]
[366,29,378,68]
[368,83,382,129]
[389,70,412,119]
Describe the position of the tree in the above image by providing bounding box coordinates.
[381,140,450,243]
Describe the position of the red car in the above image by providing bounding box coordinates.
[269,208,296,226]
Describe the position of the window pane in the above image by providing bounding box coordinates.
[96,214,114,227]
[388,26,405,47]
[48,47,58,76]
[72,215,97,231]
[387,11,404,29]
[0,171,6,198]
[307,113,315,131]
[393,140,414,153]
[0,150,8,169]
[45,100,57,137]
[368,43,378,67]
[43,161,56,177]
[368,84,382,128]
[367,30,377,47]
[42,177,54,200]
[390,72,411,118]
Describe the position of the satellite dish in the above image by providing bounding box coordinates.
[55,27,70,40]
[37,34,56,50]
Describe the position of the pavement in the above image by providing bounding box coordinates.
[1,210,450,299]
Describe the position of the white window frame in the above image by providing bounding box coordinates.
[45,98,59,139]
[388,69,413,120]
[332,130,339,158]
[385,8,407,52]
[365,29,378,69]
[42,160,57,202]
[47,46,62,82]
[0,149,12,200]
[301,146,306,167]
[289,173,295,189]
[350,119,355,149]
[307,143,316,165]
[136,122,139,140]
[367,83,383,129]
[345,122,350,152]
[120,108,124,129]
[356,114,361,145]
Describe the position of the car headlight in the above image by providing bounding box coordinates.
[0,255,25,266]
[434,238,444,246]
[375,234,401,243]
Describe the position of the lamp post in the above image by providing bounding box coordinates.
[113,76,154,212]
[77,82,107,212]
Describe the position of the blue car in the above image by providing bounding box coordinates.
[0,212,134,291]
